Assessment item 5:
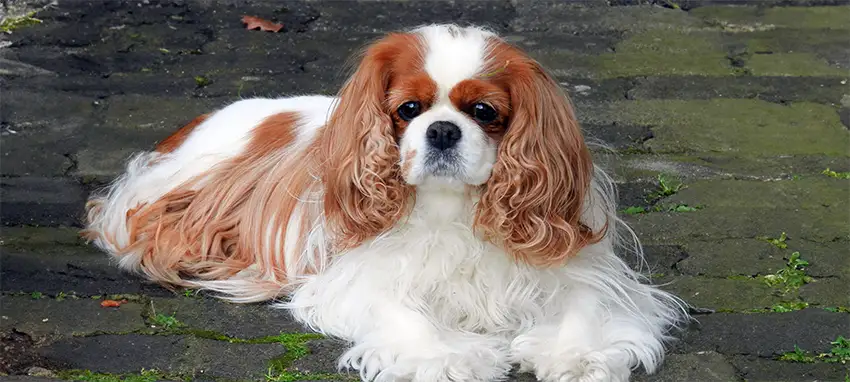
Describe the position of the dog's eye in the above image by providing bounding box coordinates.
[471,103,498,124]
[397,101,421,121]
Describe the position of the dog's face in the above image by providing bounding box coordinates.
[320,25,603,264]
[389,27,508,187]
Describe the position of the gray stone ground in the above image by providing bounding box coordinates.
[1,0,849,381]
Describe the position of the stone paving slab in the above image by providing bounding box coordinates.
[0,296,147,339]
[40,334,286,380]
[676,309,850,355]
[1,0,849,381]
[149,297,309,339]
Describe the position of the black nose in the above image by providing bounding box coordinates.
[426,121,462,150]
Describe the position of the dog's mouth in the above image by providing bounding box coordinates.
[423,150,465,179]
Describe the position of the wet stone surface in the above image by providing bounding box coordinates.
[1,0,848,381]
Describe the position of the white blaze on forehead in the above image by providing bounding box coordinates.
[416,25,494,96]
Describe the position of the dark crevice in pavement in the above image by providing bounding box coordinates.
[623,77,641,100]
[0,329,65,375]
[61,153,78,177]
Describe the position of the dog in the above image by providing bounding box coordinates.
[84,24,687,382]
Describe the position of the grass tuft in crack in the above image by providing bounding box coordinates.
[0,11,42,33]
[822,168,850,179]
[620,174,701,215]
[57,368,185,382]
[763,251,813,293]
[621,203,702,215]
[263,333,347,382]
[770,301,808,312]
[824,306,850,313]
[265,369,346,382]
[780,336,850,364]
[646,174,685,203]
[758,231,788,249]
[149,313,185,330]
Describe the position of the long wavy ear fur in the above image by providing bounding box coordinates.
[475,42,606,266]
[319,33,421,249]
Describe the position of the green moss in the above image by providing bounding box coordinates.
[622,206,648,215]
[622,204,702,215]
[744,28,848,55]
[762,7,850,30]
[823,168,850,179]
[261,333,334,381]
[264,369,348,382]
[690,6,762,27]
[0,11,42,33]
[31,291,44,299]
[747,53,847,77]
[594,30,732,78]
[693,6,850,30]
[186,329,232,342]
[824,306,850,313]
[57,369,184,382]
[666,204,702,212]
[616,99,850,156]
[108,294,145,302]
[194,75,210,87]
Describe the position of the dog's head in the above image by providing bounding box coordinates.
[320,24,603,265]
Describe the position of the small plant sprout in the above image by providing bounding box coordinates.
[151,313,184,330]
[780,345,815,363]
[759,232,788,249]
[646,174,685,202]
[621,206,648,215]
[666,204,701,212]
[763,252,813,293]
[770,301,808,312]
[194,75,210,87]
[780,336,850,364]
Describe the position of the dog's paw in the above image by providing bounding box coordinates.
[410,342,510,382]
[339,337,510,382]
[531,350,630,382]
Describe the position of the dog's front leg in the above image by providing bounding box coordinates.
[510,285,669,382]
[287,275,510,382]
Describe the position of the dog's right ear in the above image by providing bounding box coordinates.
[319,33,421,250]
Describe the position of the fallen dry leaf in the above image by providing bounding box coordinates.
[241,15,283,33]
[100,299,128,308]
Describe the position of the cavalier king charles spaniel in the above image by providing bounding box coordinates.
[85,24,687,382]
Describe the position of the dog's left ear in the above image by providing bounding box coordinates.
[319,33,418,250]
[475,46,605,266]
